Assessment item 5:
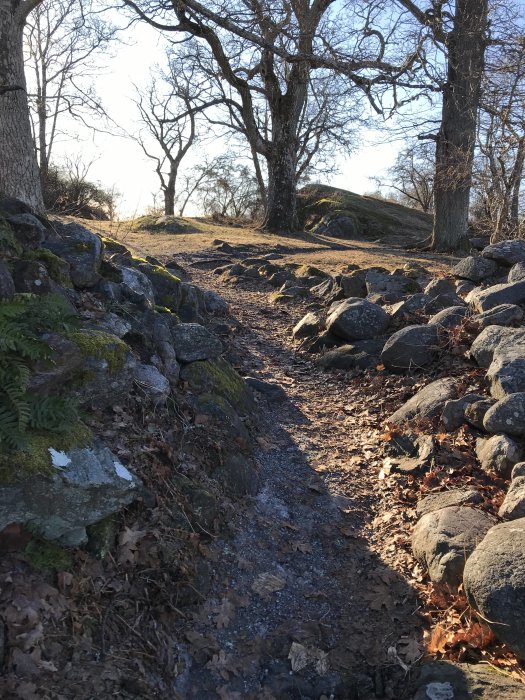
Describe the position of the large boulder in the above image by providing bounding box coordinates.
[467,280,525,312]
[464,518,525,659]
[484,393,525,437]
[482,239,525,266]
[388,378,457,424]
[0,442,141,546]
[412,506,496,587]
[364,270,420,303]
[469,326,525,368]
[476,434,524,477]
[428,305,470,329]
[44,222,103,288]
[172,323,223,363]
[464,398,496,430]
[452,255,499,282]
[326,297,389,341]
[487,353,525,398]
[381,324,440,371]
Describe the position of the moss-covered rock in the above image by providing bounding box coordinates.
[66,329,128,374]
[25,248,72,287]
[136,262,182,312]
[86,515,117,559]
[24,539,72,572]
[269,292,297,304]
[180,358,253,415]
[294,264,330,279]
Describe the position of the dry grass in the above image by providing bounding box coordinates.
[59,214,460,277]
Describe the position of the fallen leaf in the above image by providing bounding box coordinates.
[288,641,329,675]
[252,572,286,598]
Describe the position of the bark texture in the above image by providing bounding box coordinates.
[0,1,44,211]
[431,0,488,251]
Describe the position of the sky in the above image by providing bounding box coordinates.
[47,12,401,218]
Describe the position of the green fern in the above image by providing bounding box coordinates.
[0,293,80,451]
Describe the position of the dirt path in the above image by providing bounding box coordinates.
[173,269,423,699]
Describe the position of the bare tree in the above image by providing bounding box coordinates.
[397,0,489,251]
[0,0,45,210]
[376,141,434,212]
[24,0,117,196]
[133,49,214,216]
[122,0,424,234]
[196,152,262,220]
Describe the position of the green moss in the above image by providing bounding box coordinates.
[66,329,127,374]
[100,236,129,254]
[148,264,181,284]
[24,539,72,572]
[269,292,295,304]
[0,218,22,255]
[25,248,72,287]
[0,423,93,483]
[183,359,252,415]
[86,515,117,560]
[155,304,172,314]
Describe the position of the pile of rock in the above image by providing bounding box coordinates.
[0,195,258,547]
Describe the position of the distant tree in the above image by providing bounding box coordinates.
[0,0,45,210]
[24,0,117,197]
[377,141,434,212]
[133,49,214,216]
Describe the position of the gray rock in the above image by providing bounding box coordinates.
[487,353,525,398]
[499,477,525,520]
[484,393,525,437]
[508,261,525,282]
[476,434,524,477]
[172,323,222,363]
[304,330,341,354]
[44,223,103,288]
[268,270,293,287]
[381,324,440,371]
[424,293,467,315]
[441,393,485,431]
[396,434,435,473]
[464,399,496,429]
[340,271,367,298]
[467,280,525,312]
[390,293,431,321]
[424,278,457,298]
[0,442,141,545]
[7,213,46,247]
[29,333,83,393]
[318,338,385,370]
[469,326,525,368]
[512,462,525,479]
[11,259,51,295]
[88,312,131,338]
[135,262,182,312]
[482,238,525,266]
[0,260,15,300]
[413,660,525,700]
[471,303,524,328]
[180,358,253,416]
[293,312,323,340]
[244,377,287,401]
[455,279,476,295]
[464,518,525,659]
[471,235,490,250]
[452,255,499,282]
[204,289,229,315]
[428,305,470,329]
[416,489,482,517]
[179,282,204,322]
[326,297,389,341]
[364,270,420,302]
[388,378,457,424]
[412,506,496,587]
[133,363,170,404]
[120,266,156,308]
[313,213,358,239]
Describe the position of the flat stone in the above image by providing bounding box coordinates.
[381,324,440,371]
[428,305,470,329]
[244,377,287,401]
[120,266,155,308]
[467,280,525,312]
[364,270,420,303]
[476,434,524,477]
[482,239,525,266]
[388,378,457,424]
[416,489,482,517]
[484,393,525,437]
[412,506,496,587]
[132,363,170,404]
[464,518,525,658]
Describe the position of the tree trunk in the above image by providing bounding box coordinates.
[261,119,299,233]
[163,168,176,216]
[0,1,44,211]
[431,0,488,251]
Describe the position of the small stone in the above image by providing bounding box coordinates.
[293,312,323,340]
[318,338,385,370]
[424,278,456,298]
[441,393,485,431]
[428,305,470,329]
[508,261,525,282]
